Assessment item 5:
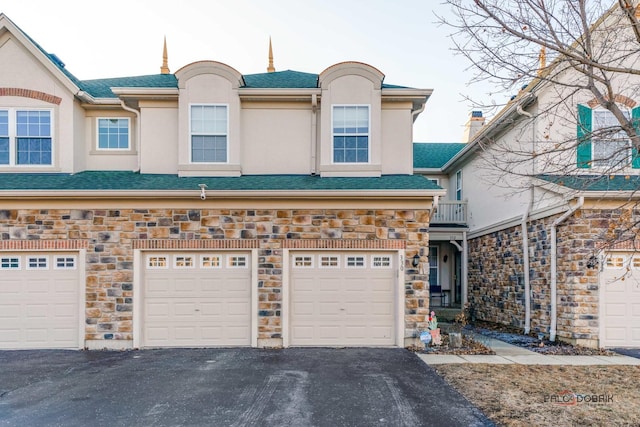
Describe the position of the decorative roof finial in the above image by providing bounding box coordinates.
[160,36,170,74]
[267,37,275,73]
[538,46,546,75]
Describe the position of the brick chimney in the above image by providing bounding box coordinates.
[462,110,485,142]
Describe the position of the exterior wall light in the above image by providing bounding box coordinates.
[412,254,420,268]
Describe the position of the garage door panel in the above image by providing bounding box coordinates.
[143,252,251,347]
[602,252,640,347]
[290,252,396,347]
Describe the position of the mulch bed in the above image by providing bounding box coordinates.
[467,321,615,356]
[411,332,495,355]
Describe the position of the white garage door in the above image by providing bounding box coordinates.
[143,252,251,347]
[0,252,80,349]
[601,253,640,347]
[289,251,396,346]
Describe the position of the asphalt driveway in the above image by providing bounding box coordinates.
[0,348,492,427]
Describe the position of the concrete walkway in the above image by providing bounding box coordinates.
[418,334,640,365]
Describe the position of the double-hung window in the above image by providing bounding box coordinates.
[0,109,52,166]
[332,105,369,163]
[190,105,228,163]
[592,109,631,168]
[97,118,130,150]
[577,104,640,169]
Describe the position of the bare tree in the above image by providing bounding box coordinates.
[439,0,640,246]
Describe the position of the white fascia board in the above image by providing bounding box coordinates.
[0,189,447,200]
[238,88,321,101]
[381,88,433,97]
[111,88,179,97]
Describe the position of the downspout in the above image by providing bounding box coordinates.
[429,195,439,220]
[310,94,318,175]
[550,196,584,342]
[517,100,534,334]
[119,99,142,172]
[521,188,533,334]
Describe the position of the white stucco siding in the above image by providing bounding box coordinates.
[459,147,533,232]
[241,107,312,174]
[0,34,78,173]
[139,102,179,174]
[381,107,412,175]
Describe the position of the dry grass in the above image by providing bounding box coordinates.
[434,364,640,426]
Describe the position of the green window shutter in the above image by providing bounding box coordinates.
[577,104,592,169]
[632,106,640,168]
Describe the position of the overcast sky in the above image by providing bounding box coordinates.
[2,0,502,142]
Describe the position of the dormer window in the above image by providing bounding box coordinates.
[190,104,228,163]
[0,109,52,165]
[97,118,129,150]
[332,105,369,163]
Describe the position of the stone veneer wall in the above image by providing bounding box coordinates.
[467,209,629,347]
[0,208,431,347]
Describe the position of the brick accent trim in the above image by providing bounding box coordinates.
[587,94,636,109]
[0,240,88,250]
[133,239,260,249]
[0,88,62,105]
[596,239,640,250]
[282,239,406,249]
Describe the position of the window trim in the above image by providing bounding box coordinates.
[331,104,371,164]
[0,107,54,167]
[96,117,131,151]
[591,108,631,169]
[189,103,229,164]
[429,246,439,287]
[455,170,463,201]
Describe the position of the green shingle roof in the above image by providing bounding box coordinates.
[81,75,179,98]
[242,70,319,88]
[538,174,640,191]
[0,172,441,191]
[413,143,466,169]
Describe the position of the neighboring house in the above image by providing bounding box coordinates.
[0,14,444,350]
[419,6,640,349]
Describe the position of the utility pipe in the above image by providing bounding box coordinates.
[550,196,584,342]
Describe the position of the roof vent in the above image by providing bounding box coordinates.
[50,53,65,68]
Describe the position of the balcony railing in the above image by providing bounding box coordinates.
[431,201,467,224]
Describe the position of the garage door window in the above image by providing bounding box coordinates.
[372,255,392,268]
[174,255,194,268]
[27,256,48,270]
[201,255,222,268]
[147,255,168,269]
[54,256,76,270]
[229,255,248,268]
[605,255,625,269]
[320,255,339,268]
[1,257,20,269]
[346,255,366,268]
[294,256,313,268]
[633,257,640,269]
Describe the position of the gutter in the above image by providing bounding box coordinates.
[0,189,447,200]
[550,196,584,342]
